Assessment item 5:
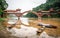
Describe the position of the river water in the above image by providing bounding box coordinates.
[7,14,60,38]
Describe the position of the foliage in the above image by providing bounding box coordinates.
[0,18,5,22]
[25,0,60,18]
[33,0,60,11]
[0,0,8,29]
[0,0,8,17]
[24,12,38,18]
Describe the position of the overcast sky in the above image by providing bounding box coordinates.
[6,0,46,12]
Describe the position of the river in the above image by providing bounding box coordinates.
[7,14,60,38]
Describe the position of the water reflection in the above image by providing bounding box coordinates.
[20,17,29,25]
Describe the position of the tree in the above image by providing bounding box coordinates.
[0,0,8,17]
[24,12,38,18]
[25,0,60,18]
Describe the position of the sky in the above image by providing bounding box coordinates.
[6,0,46,12]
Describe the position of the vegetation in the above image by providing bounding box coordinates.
[0,0,8,30]
[0,0,8,23]
[24,12,38,18]
[25,0,60,18]
[0,0,8,18]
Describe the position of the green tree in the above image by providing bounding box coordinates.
[0,0,8,17]
[25,0,60,18]
[24,12,38,18]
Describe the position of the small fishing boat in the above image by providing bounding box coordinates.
[38,23,57,29]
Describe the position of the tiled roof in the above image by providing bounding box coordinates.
[4,9,21,13]
[4,10,17,12]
